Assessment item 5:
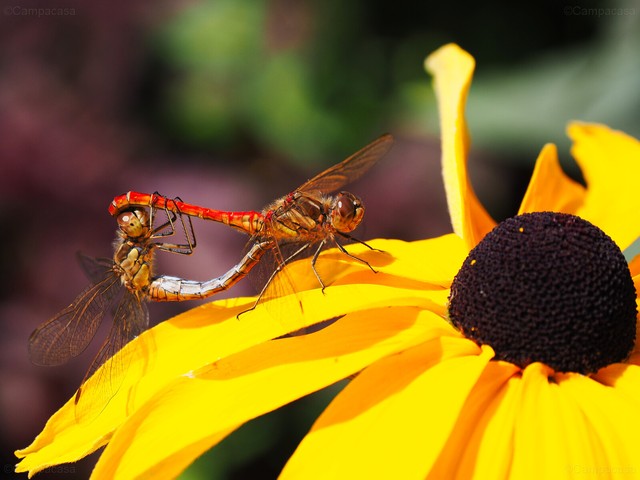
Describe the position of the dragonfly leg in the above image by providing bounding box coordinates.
[153,210,197,254]
[173,196,197,251]
[310,240,328,293]
[149,193,197,255]
[237,268,278,320]
[237,251,284,320]
[154,242,196,255]
[237,300,258,320]
[149,192,179,238]
[334,235,378,274]
[237,242,311,319]
[338,232,384,253]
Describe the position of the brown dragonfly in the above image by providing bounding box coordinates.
[109,134,393,315]
[29,204,270,417]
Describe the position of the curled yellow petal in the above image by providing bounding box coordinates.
[592,363,640,405]
[556,371,640,475]
[16,238,453,477]
[511,363,578,479]
[280,340,493,479]
[15,297,280,477]
[429,360,520,479]
[93,308,455,479]
[518,143,586,215]
[629,255,640,279]
[570,122,640,250]
[425,44,495,249]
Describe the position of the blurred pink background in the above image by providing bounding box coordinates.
[0,2,457,477]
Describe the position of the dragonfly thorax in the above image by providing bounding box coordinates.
[113,241,153,296]
[266,192,327,239]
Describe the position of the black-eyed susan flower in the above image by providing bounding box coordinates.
[16,43,640,479]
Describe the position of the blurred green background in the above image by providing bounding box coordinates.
[1,0,639,478]
[147,0,640,162]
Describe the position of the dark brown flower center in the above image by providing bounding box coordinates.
[448,212,637,374]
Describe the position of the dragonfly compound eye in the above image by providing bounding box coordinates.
[332,192,365,233]
[117,209,149,238]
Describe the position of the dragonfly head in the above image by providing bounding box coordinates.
[117,208,150,239]
[331,192,365,233]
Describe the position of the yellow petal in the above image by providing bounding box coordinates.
[324,235,469,288]
[550,376,611,480]
[509,364,607,479]
[518,143,586,215]
[555,371,640,476]
[628,254,640,278]
[592,363,640,406]
[15,297,278,477]
[92,307,455,479]
[15,237,450,474]
[428,360,520,479]
[569,123,640,250]
[425,44,495,249]
[16,262,443,478]
[280,340,494,480]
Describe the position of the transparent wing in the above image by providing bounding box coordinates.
[245,235,321,332]
[77,253,114,285]
[74,290,149,420]
[297,134,393,194]
[29,268,121,367]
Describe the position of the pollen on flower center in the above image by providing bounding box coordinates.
[448,212,637,374]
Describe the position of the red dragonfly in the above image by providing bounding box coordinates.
[29,203,270,417]
[109,134,393,312]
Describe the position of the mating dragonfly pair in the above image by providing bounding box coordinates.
[29,134,393,412]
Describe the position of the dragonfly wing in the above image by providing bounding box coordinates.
[74,291,149,418]
[77,253,114,285]
[29,271,122,366]
[245,236,314,332]
[297,134,393,194]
